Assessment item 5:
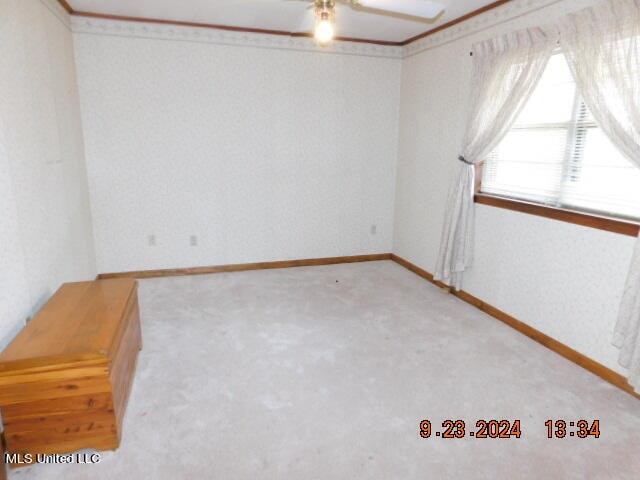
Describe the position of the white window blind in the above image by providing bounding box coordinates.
[481,53,640,221]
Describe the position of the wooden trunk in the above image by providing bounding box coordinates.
[0,279,141,467]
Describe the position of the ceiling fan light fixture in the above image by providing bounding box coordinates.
[314,1,335,45]
[314,12,334,44]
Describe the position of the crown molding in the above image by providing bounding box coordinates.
[71,11,402,47]
[63,0,565,59]
[56,0,73,14]
[41,0,71,29]
[401,0,512,45]
[401,0,562,58]
[70,15,403,59]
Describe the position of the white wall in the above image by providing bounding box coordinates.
[73,22,401,274]
[0,0,96,348]
[2,0,630,379]
[394,0,636,374]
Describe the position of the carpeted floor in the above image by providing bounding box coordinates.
[9,260,640,479]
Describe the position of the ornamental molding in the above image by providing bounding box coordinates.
[40,0,71,29]
[70,16,403,59]
[52,0,575,60]
[402,0,563,58]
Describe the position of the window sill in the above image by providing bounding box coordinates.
[474,193,640,238]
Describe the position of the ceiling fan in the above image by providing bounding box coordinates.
[296,0,446,44]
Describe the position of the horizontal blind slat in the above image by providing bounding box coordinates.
[481,52,640,221]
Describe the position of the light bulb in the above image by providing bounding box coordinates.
[314,14,334,45]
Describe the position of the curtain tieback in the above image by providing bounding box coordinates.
[458,155,473,165]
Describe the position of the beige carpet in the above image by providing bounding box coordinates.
[9,261,640,479]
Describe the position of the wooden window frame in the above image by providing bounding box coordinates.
[475,164,639,237]
[475,51,640,237]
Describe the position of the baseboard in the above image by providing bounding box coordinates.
[97,253,393,279]
[98,252,637,399]
[390,254,639,400]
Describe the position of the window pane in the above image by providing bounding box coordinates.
[483,129,565,203]
[515,54,576,125]
[482,51,640,222]
[562,129,640,219]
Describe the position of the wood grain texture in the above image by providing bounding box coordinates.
[401,0,513,45]
[390,254,640,400]
[475,193,640,237]
[0,280,138,362]
[0,434,6,480]
[0,280,142,467]
[98,253,393,279]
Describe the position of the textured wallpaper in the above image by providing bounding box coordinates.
[0,0,96,349]
[73,29,401,273]
[393,0,635,374]
[3,0,627,380]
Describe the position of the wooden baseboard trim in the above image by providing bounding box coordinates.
[97,253,392,279]
[390,254,639,400]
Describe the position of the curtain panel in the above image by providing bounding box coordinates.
[434,27,557,289]
[559,0,640,392]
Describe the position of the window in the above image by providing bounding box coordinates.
[481,53,640,222]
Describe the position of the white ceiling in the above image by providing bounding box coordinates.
[67,0,501,43]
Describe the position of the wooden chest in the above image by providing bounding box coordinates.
[0,279,141,466]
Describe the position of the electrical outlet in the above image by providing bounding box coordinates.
[190,235,198,247]
[370,224,377,235]
[148,235,156,246]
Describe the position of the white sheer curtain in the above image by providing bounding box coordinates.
[559,0,640,391]
[434,27,557,289]
[615,240,640,390]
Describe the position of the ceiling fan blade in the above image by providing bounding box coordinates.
[356,0,444,19]
[294,8,316,33]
